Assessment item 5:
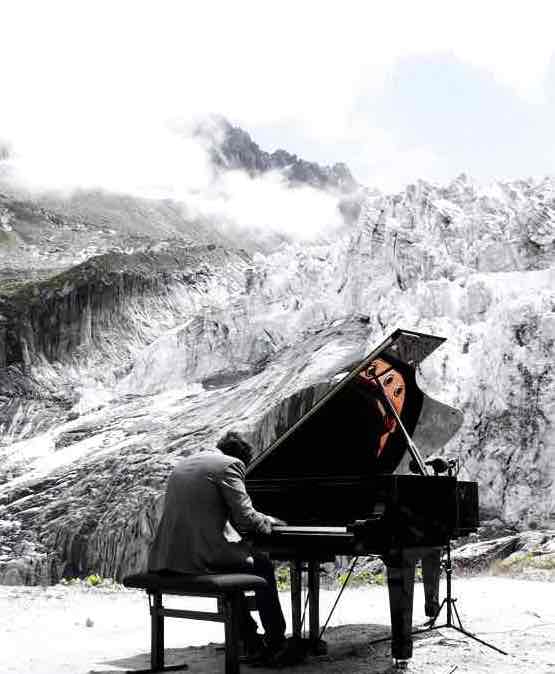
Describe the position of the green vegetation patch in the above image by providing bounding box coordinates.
[86,573,103,586]
[0,279,30,297]
[491,552,555,575]
[276,565,290,591]
[0,229,17,247]
[59,574,125,591]
[337,568,386,587]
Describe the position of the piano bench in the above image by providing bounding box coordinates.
[123,571,268,674]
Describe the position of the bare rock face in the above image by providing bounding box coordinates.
[453,529,555,579]
[195,116,358,194]
[0,145,554,585]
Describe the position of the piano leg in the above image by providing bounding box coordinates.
[385,557,416,662]
[307,560,320,644]
[290,561,302,639]
[422,547,442,618]
[307,561,328,655]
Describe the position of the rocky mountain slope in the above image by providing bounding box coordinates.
[195,115,357,193]
[0,124,553,584]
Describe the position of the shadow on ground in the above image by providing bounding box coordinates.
[87,623,432,673]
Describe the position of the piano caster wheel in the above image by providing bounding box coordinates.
[394,659,409,670]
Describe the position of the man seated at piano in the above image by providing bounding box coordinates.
[148,431,290,665]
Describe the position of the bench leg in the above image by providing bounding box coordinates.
[151,592,164,671]
[223,592,241,674]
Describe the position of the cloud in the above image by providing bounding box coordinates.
[1,0,555,195]
[2,114,344,241]
[3,121,209,196]
[185,169,344,240]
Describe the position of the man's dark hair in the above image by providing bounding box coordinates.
[216,431,254,466]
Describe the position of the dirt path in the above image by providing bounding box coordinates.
[2,576,554,673]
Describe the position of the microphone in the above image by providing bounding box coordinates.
[409,456,450,475]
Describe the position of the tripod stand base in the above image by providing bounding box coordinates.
[370,596,508,660]
[413,622,508,656]
[420,594,508,656]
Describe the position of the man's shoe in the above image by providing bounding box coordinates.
[240,633,266,663]
[266,636,308,667]
[243,638,287,667]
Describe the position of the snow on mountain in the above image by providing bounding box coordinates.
[0,131,553,584]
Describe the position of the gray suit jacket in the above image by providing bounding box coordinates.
[148,450,272,574]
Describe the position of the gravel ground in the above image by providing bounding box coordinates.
[1,576,554,674]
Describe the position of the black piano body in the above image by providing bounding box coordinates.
[246,329,479,664]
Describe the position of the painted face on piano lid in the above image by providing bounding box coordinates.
[357,357,408,458]
[357,357,406,412]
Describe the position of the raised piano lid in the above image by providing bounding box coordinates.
[246,328,463,481]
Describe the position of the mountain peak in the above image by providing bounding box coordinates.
[194,115,358,193]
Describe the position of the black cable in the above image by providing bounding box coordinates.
[319,556,360,640]
[300,583,310,634]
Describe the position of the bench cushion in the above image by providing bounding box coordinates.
[123,571,268,594]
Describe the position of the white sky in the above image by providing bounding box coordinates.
[2,0,555,193]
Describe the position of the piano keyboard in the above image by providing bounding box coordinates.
[272,525,348,534]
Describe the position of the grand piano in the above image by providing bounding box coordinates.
[246,328,479,667]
